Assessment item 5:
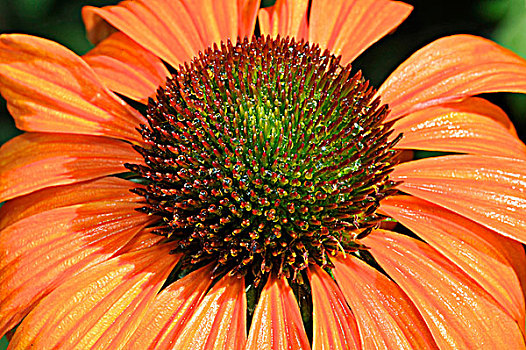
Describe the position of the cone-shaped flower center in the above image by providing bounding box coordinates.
[127,36,400,284]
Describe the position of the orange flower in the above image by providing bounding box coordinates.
[1,0,526,349]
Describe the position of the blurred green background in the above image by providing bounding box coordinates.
[0,0,526,347]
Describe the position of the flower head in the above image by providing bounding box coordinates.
[1,0,526,349]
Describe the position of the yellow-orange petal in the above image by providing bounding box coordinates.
[367,230,525,349]
[258,0,309,40]
[124,265,214,349]
[0,177,139,230]
[83,0,259,69]
[0,34,146,143]
[331,255,438,349]
[172,274,247,349]
[0,198,153,338]
[83,32,170,103]
[379,35,526,120]
[309,0,412,65]
[392,99,526,159]
[0,133,143,202]
[391,155,526,244]
[245,275,311,350]
[8,244,179,350]
[380,195,525,325]
[308,265,361,350]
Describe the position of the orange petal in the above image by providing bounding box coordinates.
[501,239,526,304]
[0,34,145,143]
[367,230,525,349]
[82,12,118,45]
[83,0,259,69]
[172,274,247,349]
[0,198,153,338]
[332,255,438,349]
[185,0,251,47]
[115,227,165,255]
[379,35,526,120]
[83,32,170,103]
[83,0,202,67]
[309,0,412,65]
[258,0,309,40]
[308,265,361,350]
[124,265,214,349]
[392,98,526,159]
[391,155,526,244]
[0,133,143,202]
[8,244,179,350]
[380,195,525,325]
[431,97,517,134]
[245,276,311,350]
[237,0,261,39]
[0,177,139,230]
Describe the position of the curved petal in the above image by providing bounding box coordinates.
[245,276,311,350]
[391,155,526,244]
[379,35,526,120]
[308,265,361,350]
[83,0,260,69]
[124,265,214,349]
[172,274,246,349]
[82,13,118,45]
[83,32,170,103]
[0,34,145,143]
[416,97,518,134]
[0,177,139,230]
[331,255,438,349]
[0,133,143,202]
[0,198,153,338]
[380,195,525,325]
[8,244,179,350]
[258,0,309,40]
[115,228,165,255]
[367,230,525,349]
[392,98,526,159]
[309,0,412,65]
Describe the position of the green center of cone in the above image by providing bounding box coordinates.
[127,36,401,285]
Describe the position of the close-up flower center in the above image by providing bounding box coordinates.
[127,36,401,285]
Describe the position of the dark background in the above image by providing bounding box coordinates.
[1,0,526,347]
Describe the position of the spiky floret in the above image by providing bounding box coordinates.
[126,35,401,284]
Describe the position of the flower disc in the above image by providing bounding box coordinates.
[127,36,401,284]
